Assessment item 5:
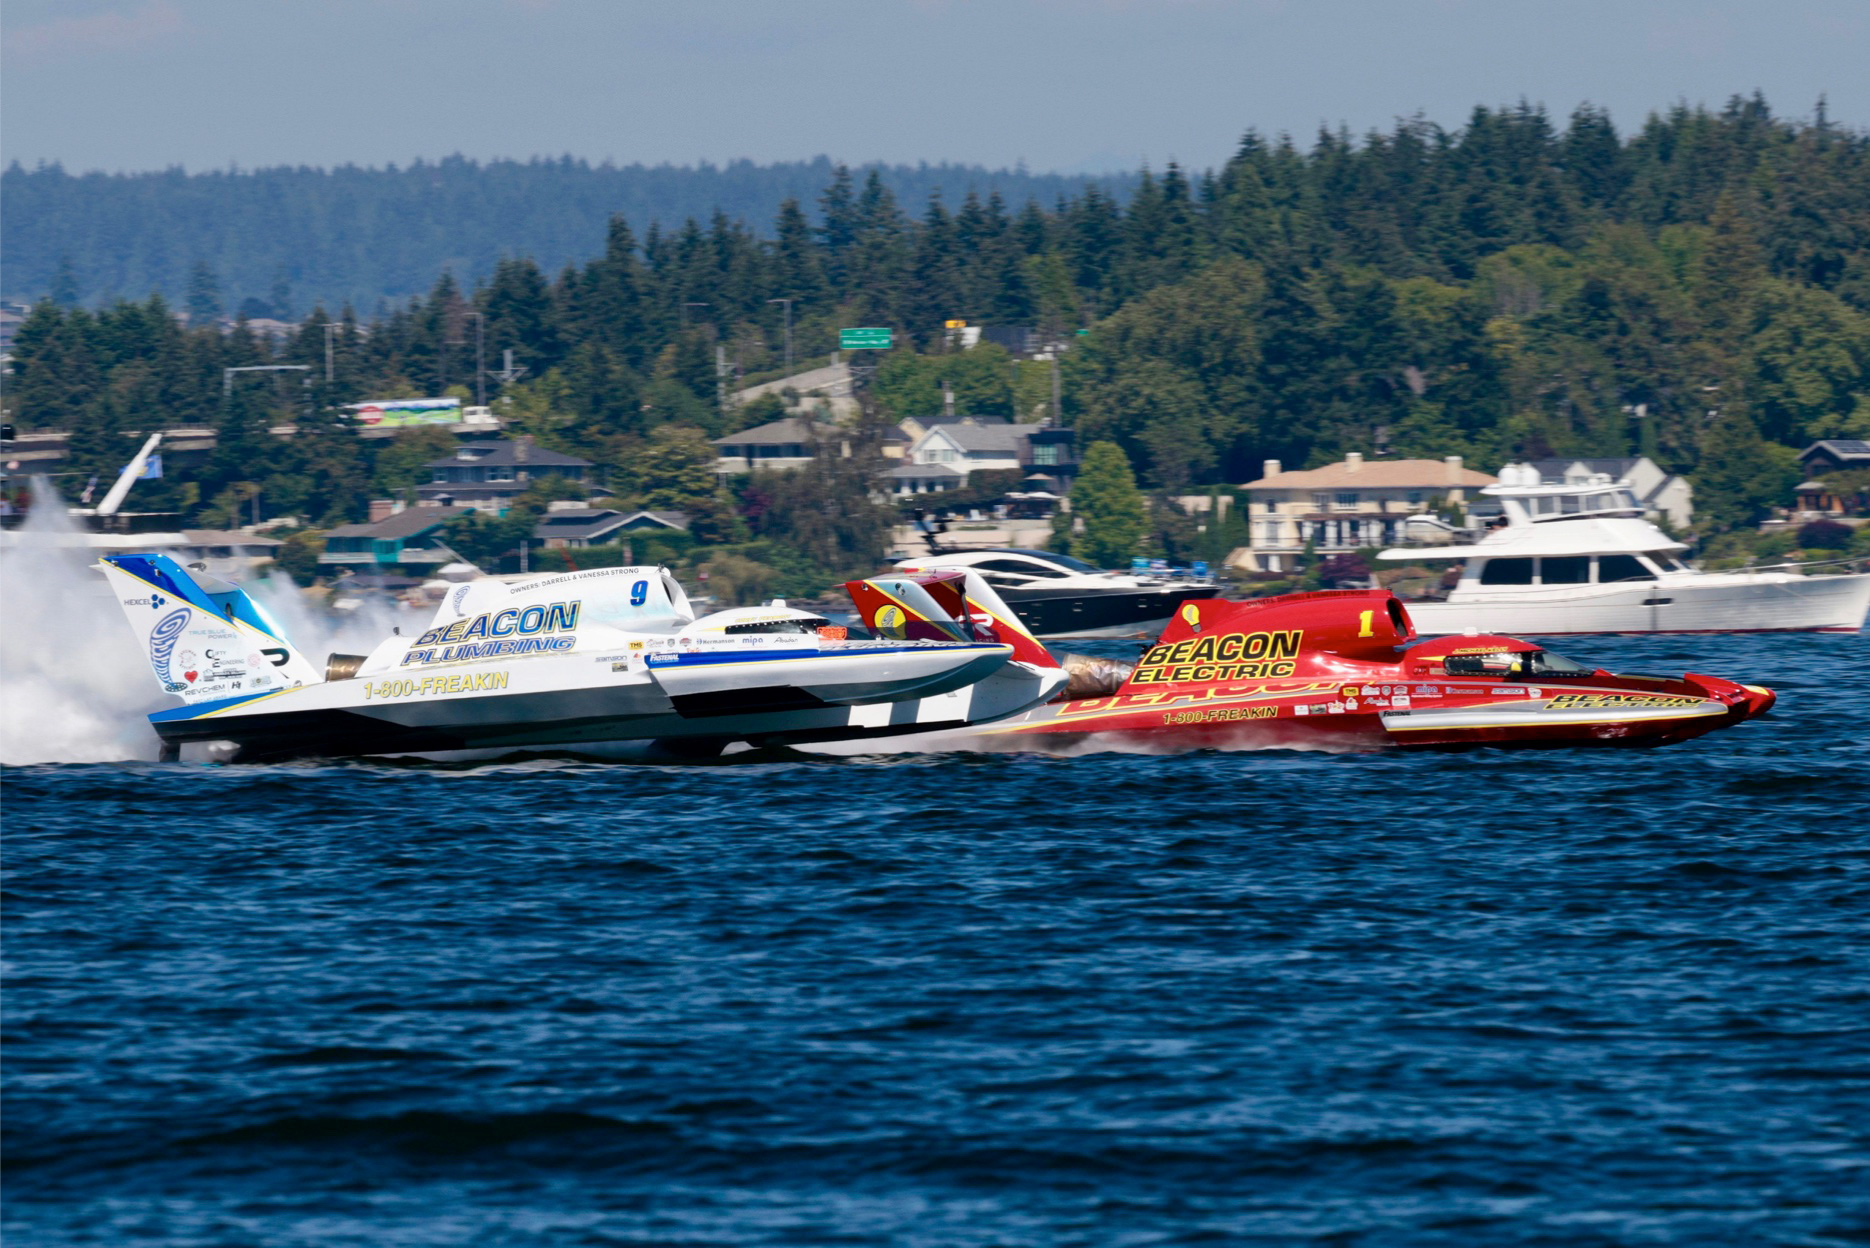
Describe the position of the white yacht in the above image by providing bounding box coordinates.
[1378,464,1870,635]
[892,548,1218,639]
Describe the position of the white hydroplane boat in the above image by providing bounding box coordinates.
[97,554,1066,761]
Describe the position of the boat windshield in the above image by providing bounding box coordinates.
[1033,552,1101,573]
[723,617,830,636]
[1442,648,1597,677]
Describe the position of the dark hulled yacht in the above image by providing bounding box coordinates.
[892,549,1219,639]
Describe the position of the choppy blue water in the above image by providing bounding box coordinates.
[5,632,1869,1247]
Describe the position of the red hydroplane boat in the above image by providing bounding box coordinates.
[846,575,1775,752]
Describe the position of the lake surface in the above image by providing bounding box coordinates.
[5,631,1868,1246]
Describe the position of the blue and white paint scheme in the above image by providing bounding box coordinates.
[97,556,1065,761]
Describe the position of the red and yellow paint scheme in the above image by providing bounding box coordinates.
[849,585,1777,752]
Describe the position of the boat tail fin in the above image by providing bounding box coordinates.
[97,553,322,702]
[845,570,1058,669]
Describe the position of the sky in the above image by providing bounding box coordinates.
[2,0,1866,176]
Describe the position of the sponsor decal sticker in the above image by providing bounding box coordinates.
[148,607,191,687]
[1130,629,1302,685]
[1163,704,1276,725]
[1547,692,1702,711]
[404,600,581,665]
[362,671,511,700]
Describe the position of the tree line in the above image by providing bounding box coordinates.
[5,94,1869,577]
[2,156,1137,315]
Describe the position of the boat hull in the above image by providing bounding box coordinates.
[978,676,1760,753]
[151,641,1058,762]
[1402,571,1870,635]
[997,584,1215,639]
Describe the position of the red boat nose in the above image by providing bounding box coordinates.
[1740,684,1777,717]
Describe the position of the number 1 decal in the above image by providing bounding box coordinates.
[1357,609,1375,637]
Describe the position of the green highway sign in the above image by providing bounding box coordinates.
[839,327,893,350]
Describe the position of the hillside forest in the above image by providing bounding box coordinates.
[6,96,1870,589]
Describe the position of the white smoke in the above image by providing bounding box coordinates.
[0,482,161,763]
[0,477,427,765]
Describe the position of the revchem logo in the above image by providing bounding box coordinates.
[149,608,190,680]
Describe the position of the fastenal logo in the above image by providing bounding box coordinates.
[148,607,190,682]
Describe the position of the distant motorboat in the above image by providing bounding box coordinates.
[892,548,1218,639]
[1378,465,1870,635]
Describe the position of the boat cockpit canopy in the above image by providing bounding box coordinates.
[1440,648,1597,678]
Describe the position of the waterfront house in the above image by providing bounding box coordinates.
[320,506,468,572]
[1239,454,1495,572]
[417,437,593,510]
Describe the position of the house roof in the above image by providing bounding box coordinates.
[715,417,838,448]
[920,413,1011,426]
[887,462,966,479]
[327,506,467,539]
[181,529,283,549]
[532,508,692,540]
[1801,439,1870,464]
[617,509,690,529]
[533,509,626,541]
[424,440,590,469]
[1528,456,1644,478]
[1244,458,1496,490]
[923,421,1043,454]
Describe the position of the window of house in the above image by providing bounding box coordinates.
[1031,444,1061,465]
[488,465,514,481]
[1406,491,1423,505]
[1336,492,1359,507]
[1479,558,1536,585]
[1312,492,1331,511]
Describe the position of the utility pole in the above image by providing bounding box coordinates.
[767,297,795,374]
[1050,354,1062,426]
[489,347,528,388]
[465,311,486,406]
[716,343,729,424]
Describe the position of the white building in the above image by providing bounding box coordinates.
[1527,457,1692,530]
[893,418,1043,496]
[1239,454,1495,572]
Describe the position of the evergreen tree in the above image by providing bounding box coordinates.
[1068,441,1148,567]
[186,261,223,326]
[50,256,80,307]
[1693,405,1800,531]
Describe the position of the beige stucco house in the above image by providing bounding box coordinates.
[1237,454,1496,572]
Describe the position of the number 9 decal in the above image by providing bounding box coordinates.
[630,579,649,606]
